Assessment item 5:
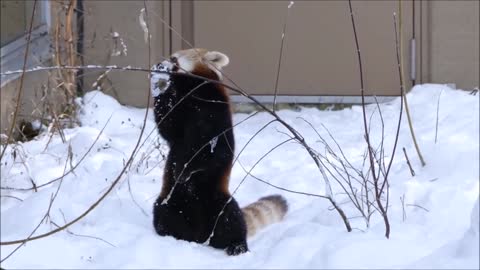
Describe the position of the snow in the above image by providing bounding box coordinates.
[1,84,479,269]
[139,8,148,43]
[150,62,172,97]
[210,136,218,153]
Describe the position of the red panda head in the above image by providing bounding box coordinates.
[168,48,229,80]
[150,49,230,97]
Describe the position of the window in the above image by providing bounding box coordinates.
[1,0,51,86]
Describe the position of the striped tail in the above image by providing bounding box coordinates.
[241,195,288,237]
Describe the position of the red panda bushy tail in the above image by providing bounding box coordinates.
[241,195,288,238]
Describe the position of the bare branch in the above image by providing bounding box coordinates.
[402,147,415,177]
[406,203,429,212]
[273,1,294,111]
[435,89,443,144]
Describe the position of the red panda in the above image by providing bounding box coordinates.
[151,48,288,255]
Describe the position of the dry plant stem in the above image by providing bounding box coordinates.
[376,10,409,227]
[53,5,67,95]
[122,0,153,224]
[301,119,372,225]
[0,195,23,202]
[66,0,77,98]
[372,97,387,179]
[18,149,38,192]
[51,220,115,247]
[51,0,77,128]
[123,0,152,177]
[238,166,331,200]
[272,2,292,111]
[0,0,38,160]
[380,12,406,194]
[321,146,369,222]
[1,65,154,76]
[347,0,375,180]
[406,203,429,212]
[435,90,443,144]
[126,172,148,216]
[348,0,390,238]
[402,147,415,177]
[144,1,152,66]
[398,0,426,166]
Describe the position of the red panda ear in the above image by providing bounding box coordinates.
[204,51,229,69]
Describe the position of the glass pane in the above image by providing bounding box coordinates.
[1,1,43,47]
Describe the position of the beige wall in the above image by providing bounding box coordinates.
[423,0,479,90]
[79,0,479,105]
[192,0,413,97]
[2,0,479,136]
[81,0,167,107]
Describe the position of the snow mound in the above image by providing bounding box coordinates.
[1,84,478,268]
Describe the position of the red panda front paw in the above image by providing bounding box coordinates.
[150,62,172,97]
[225,242,248,256]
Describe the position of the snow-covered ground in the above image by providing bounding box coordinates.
[1,84,478,269]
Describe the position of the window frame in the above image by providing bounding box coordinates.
[1,1,52,87]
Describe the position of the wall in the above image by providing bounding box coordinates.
[1,71,50,139]
[424,0,479,90]
[79,0,479,105]
[191,0,414,98]
[81,0,167,107]
[2,0,479,137]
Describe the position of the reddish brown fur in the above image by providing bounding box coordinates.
[219,164,232,195]
[153,49,287,255]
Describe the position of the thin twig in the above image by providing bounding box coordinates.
[382,11,405,191]
[435,89,443,144]
[50,220,115,247]
[0,195,23,202]
[400,194,406,222]
[406,203,429,212]
[402,147,415,176]
[273,1,294,111]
